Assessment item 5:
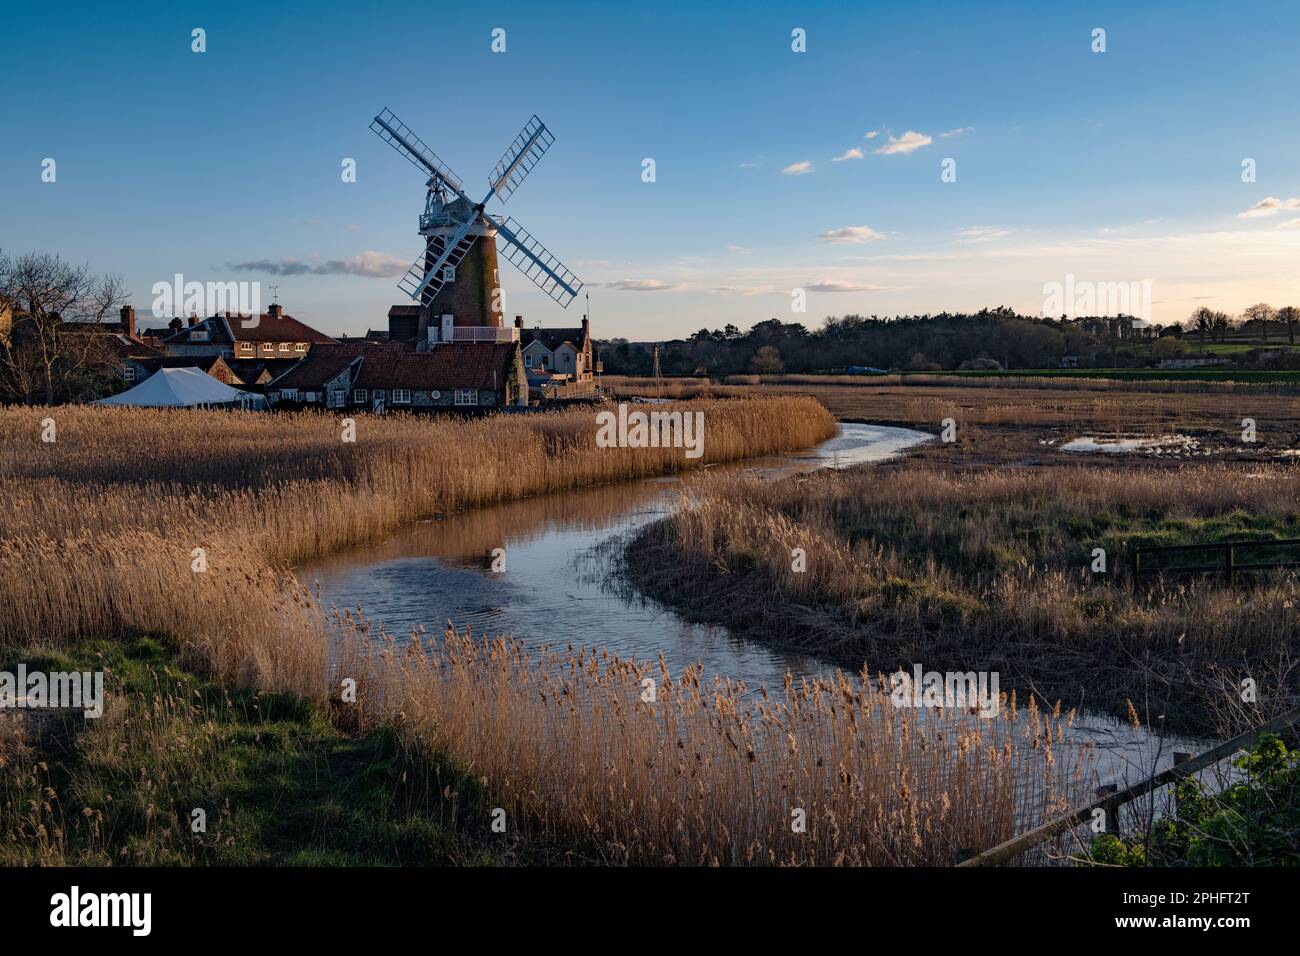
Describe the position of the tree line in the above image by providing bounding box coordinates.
[598,304,1300,377]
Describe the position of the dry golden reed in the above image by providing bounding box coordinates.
[341,620,1090,866]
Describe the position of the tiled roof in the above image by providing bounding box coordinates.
[522,327,586,353]
[110,335,164,362]
[353,343,518,391]
[161,355,224,372]
[229,359,300,385]
[164,313,335,345]
[268,342,396,390]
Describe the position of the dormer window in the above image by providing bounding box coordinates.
[237,343,254,356]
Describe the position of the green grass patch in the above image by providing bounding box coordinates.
[0,636,528,866]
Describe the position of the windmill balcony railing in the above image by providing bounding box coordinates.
[450,326,519,344]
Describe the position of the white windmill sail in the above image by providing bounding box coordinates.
[370,108,583,310]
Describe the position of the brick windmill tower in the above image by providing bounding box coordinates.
[371,109,583,348]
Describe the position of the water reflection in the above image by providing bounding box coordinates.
[300,422,1210,781]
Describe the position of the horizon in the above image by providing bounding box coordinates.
[4,0,1300,339]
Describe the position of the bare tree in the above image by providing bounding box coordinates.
[1242,302,1276,345]
[1189,306,1215,347]
[749,345,785,374]
[0,250,128,404]
[1210,310,1233,344]
[1277,305,1298,346]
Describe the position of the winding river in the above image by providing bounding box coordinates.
[301,422,1211,785]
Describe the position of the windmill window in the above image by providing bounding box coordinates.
[442,265,456,283]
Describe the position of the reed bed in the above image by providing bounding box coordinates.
[632,464,1300,731]
[339,620,1091,865]
[0,397,835,669]
[721,373,1300,395]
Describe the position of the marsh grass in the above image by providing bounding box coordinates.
[337,620,1091,866]
[631,464,1300,733]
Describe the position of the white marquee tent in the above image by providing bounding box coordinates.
[95,367,267,410]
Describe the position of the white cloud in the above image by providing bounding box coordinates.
[940,127,974,139]
[831,147,864,162]
[1277,218,1300,230]
[818,225,886,244]
[958,226,1010,243]
[605,279,681,291]
[804,279,887,293]
[1239,196,1300,218]
[873,130,933,155]
[781,160,814,175]
[864,130,879,139]
[228,251,408,278]
[727,245,754,254]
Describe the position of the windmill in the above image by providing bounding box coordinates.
[370,108,583,344]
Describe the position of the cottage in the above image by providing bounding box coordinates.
[519,316,595,382]
[161,304,335,362]
[267,340,526,411]
[350,342,527,411]
[265,342,377,408]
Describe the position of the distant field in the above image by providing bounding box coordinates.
[903,368,1300,383]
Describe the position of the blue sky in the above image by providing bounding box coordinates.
[3,0,1300,339]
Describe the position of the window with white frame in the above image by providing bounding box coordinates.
[454,389,476,406]
[442,265,456,282]
[237,342,254,356]
[305,391,317,403]
[294,342,307,353]
[281,388,299,401]
[278,342,292,353]
[123,365,135,381]
[353,388,367,404]
[392,388,411,404]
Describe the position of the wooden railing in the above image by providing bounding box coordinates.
[955,705,1300,867]
[1134,538,1300,585]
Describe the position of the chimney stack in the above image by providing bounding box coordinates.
[268,303,284,319]
[513,315,524,329]
[188,313,198,327]
[120,305,136,339]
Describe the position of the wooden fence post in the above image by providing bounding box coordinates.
[1173,752,1192,816]
[1096,783,1119,835]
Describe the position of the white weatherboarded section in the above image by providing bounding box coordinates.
[95,367,267,409]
